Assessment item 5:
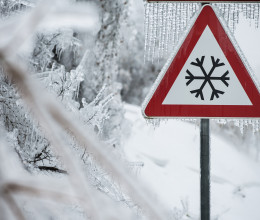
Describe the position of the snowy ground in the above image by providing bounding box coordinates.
[123,104,260,220]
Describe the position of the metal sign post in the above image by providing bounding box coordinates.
[200,3,210,219]
[200,119,210,220]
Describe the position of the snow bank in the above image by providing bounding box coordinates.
[124,104,260,220]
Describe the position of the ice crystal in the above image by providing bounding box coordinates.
[144,3,260,63]
[144,2,200,63]
[213,3,260,32]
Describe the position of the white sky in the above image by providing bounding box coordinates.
[234,14,260,79]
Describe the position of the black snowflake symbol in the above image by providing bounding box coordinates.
[185,56,230,101]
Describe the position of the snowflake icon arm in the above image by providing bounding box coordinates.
[209,70,230,87]
[191,56,205,67]
[190,80,208,100]
[185,70,205,86]
[207,56,225,77]
[211,56,225,67]
[191,56,208,77]
[207,80,225,100]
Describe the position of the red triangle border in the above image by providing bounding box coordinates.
[142,5,260,118]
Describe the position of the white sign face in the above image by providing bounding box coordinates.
[163,26,252,106]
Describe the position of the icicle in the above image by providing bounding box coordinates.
[181,3,186,34]
[145,3,150,62]
[253,120,258,133]
[252,120,256,133]
[178,3,184,41]
[145,118,161,128]
[179,3,183,35]
[161,3,167,58]
[180,3,188,34]
[214,3,260,38]
[144,2,201,62]
[251,3,255,22]
[235,4,240,27]
[157,3,163,62]
[192,3,197,15]
[147,3,154,62]
[165,3,173,57]
[231,4,235,32]
[227,4,231,31]
[175,3,181,44]
[222,3,227,23]
[184,3,189,30]
[144,2,149,62]
[188,3,193,19]
[151,3,158,63]
[216,119,227,125]
[239,120,244,135]
[244,119,249,129]
[171,3,177,48]
[249,4,253,26]
[255,4,260,28]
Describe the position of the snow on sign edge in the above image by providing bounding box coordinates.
[141,4,260,119]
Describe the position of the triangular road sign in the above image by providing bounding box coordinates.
[142,5,260,118]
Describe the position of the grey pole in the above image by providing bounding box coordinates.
[200,119,210,220]
[200,2,210,219]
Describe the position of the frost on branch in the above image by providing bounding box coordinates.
[0,72,58,172]
[0,0,34,18]
[0,0,133,215]
[186,56,230,101]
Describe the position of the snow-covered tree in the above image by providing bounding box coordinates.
[0,0,147,218]
[0,0,132,208]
